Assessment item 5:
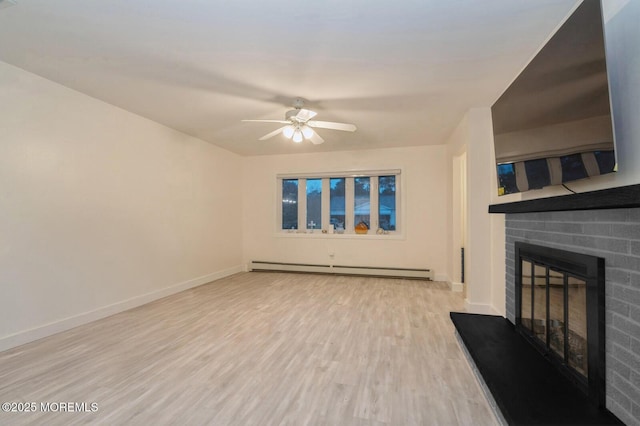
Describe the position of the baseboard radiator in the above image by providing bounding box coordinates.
[249,261,433,280]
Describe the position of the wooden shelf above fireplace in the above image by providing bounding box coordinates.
[488,183,640,214]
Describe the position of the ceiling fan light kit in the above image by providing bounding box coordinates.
[301,125,314,139]
[292,129,304,143]
[242,98,357,145]
[283,125,295,139]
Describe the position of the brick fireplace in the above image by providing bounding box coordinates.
[495,187,640,425]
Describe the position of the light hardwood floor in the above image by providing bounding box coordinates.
[0,272,497,425]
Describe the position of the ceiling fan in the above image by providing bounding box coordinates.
[242,98,357,144]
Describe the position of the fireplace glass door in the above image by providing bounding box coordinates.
[521,260,532,332]
[515,242,604,406]
[549,269,565,359]
[519,260,588,380]
[568,276,588,376]
[533,264,548,343]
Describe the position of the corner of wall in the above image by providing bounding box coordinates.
[465,299,501,316]
[449,282,465,293]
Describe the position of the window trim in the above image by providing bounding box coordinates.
[276,169,402,238]
[277,169,401,180]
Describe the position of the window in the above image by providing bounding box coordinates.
[306,179,322,230]
[282,179,298,230]
[378,175,396,231]
[354,177,370,229]
[278,170,400,234]
[330,178,345,231]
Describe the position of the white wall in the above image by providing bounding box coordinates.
[449,152,466,292]
[446,108,505,315]
[0,61,244,351]
[242,146,450,280]
[446,115,468,292]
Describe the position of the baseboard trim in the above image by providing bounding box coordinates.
[465,299,500,315]
[434,273,449,283]
[250,260,434,280]
[0,265,243,353]
[449,281,464,292]
[438,274,464,293]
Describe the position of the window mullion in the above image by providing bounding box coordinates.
[394,174,400,233]
[345,177,355,233]
[321,178,330,232]
[371,177,379,231]
[298,178,307,231]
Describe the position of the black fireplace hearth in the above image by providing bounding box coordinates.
[451,312,622,425]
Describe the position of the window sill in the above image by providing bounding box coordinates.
[275,231,405,240]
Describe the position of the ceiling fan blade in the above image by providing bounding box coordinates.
[258,126,288,141]
[294,108,318,122]
[308,132,325,145]
[242,119,290,124]
[307,120,357,132]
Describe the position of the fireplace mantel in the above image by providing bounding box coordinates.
[488,183,640,214]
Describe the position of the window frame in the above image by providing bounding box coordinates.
[276,169,402,238]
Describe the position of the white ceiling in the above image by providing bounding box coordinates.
[0,0,579,156]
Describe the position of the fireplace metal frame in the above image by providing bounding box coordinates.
[514,242,606,406]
